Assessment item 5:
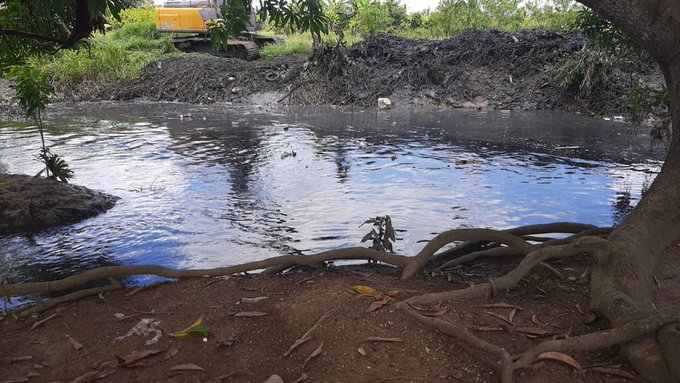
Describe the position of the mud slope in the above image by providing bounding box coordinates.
[103,29,662,116]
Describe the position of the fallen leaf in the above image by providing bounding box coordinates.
[513,327,554,336]
[115,349,164,367]
[169,316,209,338]
[350,271,372,277]
[485,311,514,325]
[240,296,269,304]
[284,336,312,357]
[68,369,116,383]
[471,326,504,332]
[29,313,59,332]
[366,298,391,313]
[352,285,381,298]
[4,377,29,383]
[208,373,235,382]
[170,363,205,372]
[383,290,401,298]
[508,308,518,324]
[364,337,404,343]
[303,342,324,369]
[482,302,518,309]
[160,348,179,361]
[417,309,447,317]
[66,335,84,350]
[291,372,308,383]
[357,347,367,356]
[9,356,33,363]
[233,311,269,317]
[262,375,284,383]
[531,314,542,326]
[537,351,582,370]
[589,366,637,380]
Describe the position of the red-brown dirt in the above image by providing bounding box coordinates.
[5,247,675,383]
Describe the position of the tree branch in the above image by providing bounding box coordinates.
[0,26,67,45]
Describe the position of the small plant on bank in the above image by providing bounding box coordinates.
[360,215,396,253]
[8,66,73,182]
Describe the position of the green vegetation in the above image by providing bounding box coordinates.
[260,41,313,58]
[7,66,73,181]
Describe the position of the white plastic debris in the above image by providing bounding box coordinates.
[115,318,162,346]
[378,98,392,110]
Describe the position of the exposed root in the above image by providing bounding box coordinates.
[18,279,123,319]
[429,222,602,266]
[512,315,678,369]
[0,248,408,297]
[405,236,610,306]
[401,228,536,280]
[397,236,676,382]
[438,227,611,270]
[404,308,514,382]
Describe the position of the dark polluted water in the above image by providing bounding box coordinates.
[0,102,664,287]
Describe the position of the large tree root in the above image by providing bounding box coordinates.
[398,237,680,382]
[0,247,408,297]
[0,222,671,382]
[438,227,612,270]
[428,222,603,266]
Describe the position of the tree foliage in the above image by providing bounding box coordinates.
[7,65,73,181]
[259,0,329,46]
[0,0,127,70]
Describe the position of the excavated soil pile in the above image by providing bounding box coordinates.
[108,54,303,104]
[104,30,662,116]
[0,174,118,233]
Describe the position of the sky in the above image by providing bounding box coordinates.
[153,0,440,13]
[401,0,439,12]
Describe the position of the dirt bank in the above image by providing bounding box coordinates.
[0,174,119,234]
[99,30,662,118]
[5,249,667,383]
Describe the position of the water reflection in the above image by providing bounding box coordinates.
[0,103,664,284]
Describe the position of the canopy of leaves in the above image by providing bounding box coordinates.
[0,0,127,70]
[259,0,329,43]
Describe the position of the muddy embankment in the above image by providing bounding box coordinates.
[0,30,664,118]
[94,29,663,117]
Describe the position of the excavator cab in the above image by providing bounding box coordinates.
[155,0,277,59]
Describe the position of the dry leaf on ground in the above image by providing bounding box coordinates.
[66,335,83,350]
[233,311,269,317]
[170,363,205,372]
[352,285,381,298]
[262,375,284,383]
[303,342,324,369]
[366,298,391,313]
[364,337,404,343]
[537,351,582,370]
[115,349,164,367]
[589,366,637,380]
[29,313,59,332]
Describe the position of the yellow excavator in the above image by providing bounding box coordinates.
[155,0,280,60]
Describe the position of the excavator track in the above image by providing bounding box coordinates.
[172,37,260,60]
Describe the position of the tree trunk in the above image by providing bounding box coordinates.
[576,1,680,381]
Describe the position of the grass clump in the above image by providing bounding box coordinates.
[34,43,163,87]
[260,42,312,58]
[109,6,156,29]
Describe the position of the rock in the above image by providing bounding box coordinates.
[0,174,119,234]
[378,97,392,110]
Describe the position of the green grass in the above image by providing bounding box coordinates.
[33,43,163,86]
[260,42,312,58]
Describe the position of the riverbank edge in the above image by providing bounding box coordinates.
[0,173,119,234]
